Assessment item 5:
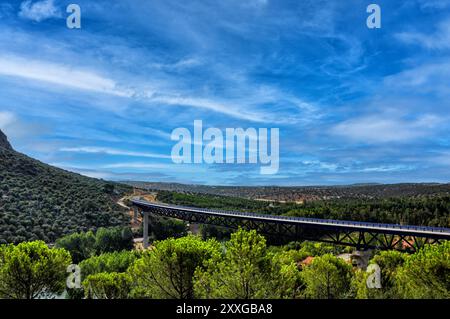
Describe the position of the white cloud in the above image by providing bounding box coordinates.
[60,146,171,159]
[383,62,450,96]
[150,58,202,71]
[19,0,61,22]
[417,0,450,10]
[101,162,210,174]
[332,115,441,143]
[103,163,175,169]
[360,165,413,173]
[0,53,308,123]
[150,95,270,123]
[0,55,133,97]
[396,19,450,50]
[0,111,16,129]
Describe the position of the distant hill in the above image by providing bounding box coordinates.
[0,130,132,244]
[127,181,450,202]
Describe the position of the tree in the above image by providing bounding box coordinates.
[83,272,131,299]
[80,250,139,279]
[55,231,96,264]
[194,228,301,299]
[396,242,450,299]
[129,235,220,299]
[353,250,407,299]
[0,241,71,299]
[95,227,134,254]
[55,227,134,263]
[148,215,188,240]
[301,254,353,299]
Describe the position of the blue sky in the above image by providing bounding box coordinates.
[0,0,450,186]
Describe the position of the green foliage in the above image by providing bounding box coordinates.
[55,227,134,263]
[352,250,407,299]
[55,231,96,264]
[287,197,450,228]
[200,224,233,241]
[396,242,450,299]
[148,214,188,240]
[194,229,301,299]
[297,241,346,257]
[79,250,140,279]
[129,235,221,299]
[83,272,132,299]
[157,191,293,215]
[157,190,450,228]
[95,227,134,254]
[0,241,71,299]
[301,254,353,299]
[0,148,132,244]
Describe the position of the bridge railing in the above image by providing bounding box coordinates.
[131,199,450,235]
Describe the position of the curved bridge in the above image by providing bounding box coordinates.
[131,198,450,252]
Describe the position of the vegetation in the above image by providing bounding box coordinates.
[157,191,450,228]
[0,241,71,299]
[396,241,450,299]
[301,254,353,299]
[194,229,301,299]
[79,250,140,279]
[0,231,448,300]
[83,272,132,299]
[55,227,134,264]
[0,146,132,244]
[147,214,188,241]
[129,236,221,299]
[131,181,450,202]
[353,250,407,299]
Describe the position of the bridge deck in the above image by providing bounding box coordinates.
[131,199,450,238]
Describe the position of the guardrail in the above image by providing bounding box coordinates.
[131,199,450,237]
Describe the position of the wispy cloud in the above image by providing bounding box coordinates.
[332,115,442,143]
[417,0,450,10]
[396,18,450,50]
[383,62,450,97]
[0,55,133,97]
[149,95,270,123]
[19,0,61,22]
[60,146,171,159]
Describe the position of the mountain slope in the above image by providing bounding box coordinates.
[0,130,132,244]
[0,129,12,151]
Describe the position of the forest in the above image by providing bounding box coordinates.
[0,228,448,299]
[157,191,450,228]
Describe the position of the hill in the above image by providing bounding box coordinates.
[0,130,132,244]
[0,129,12,150]
[128,181,450,202]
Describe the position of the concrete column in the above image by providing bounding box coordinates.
[133,207,138,224]
[143,211,149,249]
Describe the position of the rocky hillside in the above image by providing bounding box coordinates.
[0,129,12,150]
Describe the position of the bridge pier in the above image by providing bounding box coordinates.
[133,207,139,224]
[143,211,149,249]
